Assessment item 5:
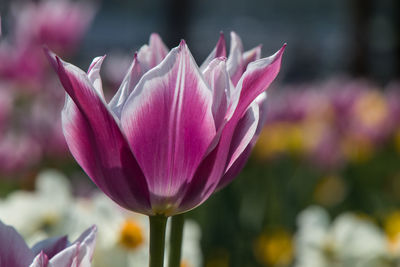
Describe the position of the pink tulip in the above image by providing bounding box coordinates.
[0,220,96,267]
[13,0,95,54]
[46,33,285,216]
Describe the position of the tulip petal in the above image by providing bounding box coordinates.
[243,45,262,70]
[49,226,96,267]
[231,44,285,122]
[0,220,35,267]
[217,93,268,190]
[29,252,49,267]
[109,54,145,118]
[178,46,284,212]
[202,57,231,129]
[149,33,169,66]
[227,31,244,86]
[73,225,97,260]
[31,236,69,259]
[200,32,227,71]
[225,102,259,171]
[87,56,106,99]
[138,33,169,69]
[45,50,152,214]
[121,41,216,213]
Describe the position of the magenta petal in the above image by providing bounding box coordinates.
[233,44,286,121]
[45,51,152,214]
[217,93,268,190]
[109,54,145,117]
[30,252,49,267]
[121,41,216,213]
[200,32,227,71]
[202,57,231,129]
[0,221,35,267]
[177,47,284,212]
[225,102,259,171]
[227,32,244,86]
[31,236,69,259]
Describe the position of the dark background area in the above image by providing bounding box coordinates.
[1,0,399,84]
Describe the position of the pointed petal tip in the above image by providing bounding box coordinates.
[275,43,287,60]
[150,32,161,39]
[43,46,57,65]
[179,39,187,48]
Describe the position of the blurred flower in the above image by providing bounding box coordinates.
[0,85,13,134]
[295,206,388,267]
[12,0,95,55]
[256,78,400,169]
[0,0,94,179]
[0,219,96,267]
[254,229,294,267]
[0,133,41,176]
[384,211,400,254]
[340,133,373,163]
[46,32,285,216]
[0,169,203,267]
[313,174,347,207]
[0,170,71,240]
[254,122,304,159]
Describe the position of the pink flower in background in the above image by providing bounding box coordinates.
[0,0,95,84]
[0,86,13,134]
[47,33,285,215]
[13,0,95,54]
[257,78,400,168]
[0,134,41,175]
[0,0,95,179]
[0,220,96,267]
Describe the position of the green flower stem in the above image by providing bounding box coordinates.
[149,215,168,267]
[168,213,185,267]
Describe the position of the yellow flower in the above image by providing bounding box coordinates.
[314,175,347,207]
[118,219,144,250]
[254,229,293,266]
[353,90,388,129]
[384,211,400,253]
[341,133,373,163]
[255,122,304,159]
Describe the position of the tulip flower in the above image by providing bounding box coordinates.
[46,32,284,216]
[46,32,285,267]
[0,220,96,267]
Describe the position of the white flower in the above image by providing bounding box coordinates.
[0,169,71,244]
[0,169,203,267]
[295,206,387,267]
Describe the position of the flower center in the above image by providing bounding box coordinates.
[118,219,144,250]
